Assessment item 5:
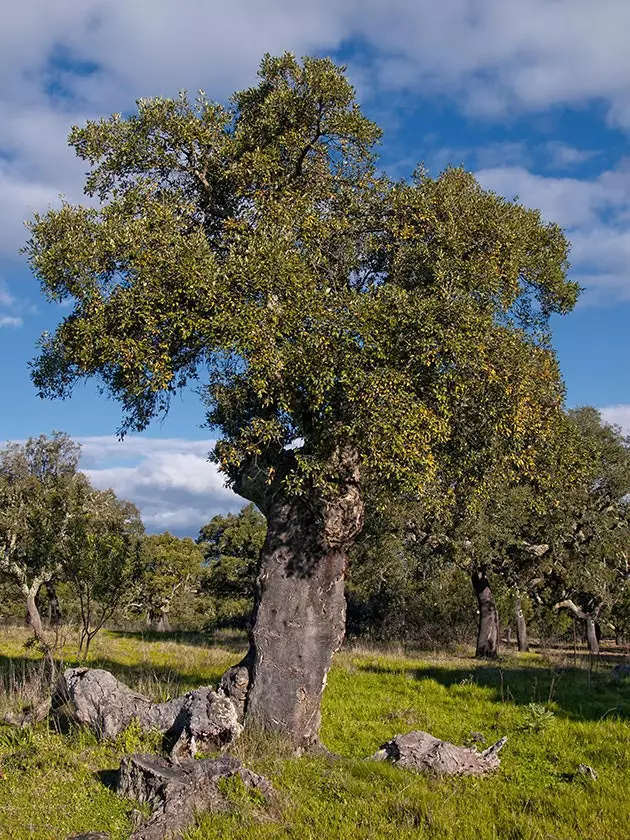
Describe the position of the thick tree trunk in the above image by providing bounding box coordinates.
[221,447,364,751]
[472,568,499,659]
[24,580,46,641]
[515,597,529,652]
[149,608,172,633]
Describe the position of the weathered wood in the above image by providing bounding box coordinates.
[554,599,600,655]
[1,696,51,728]
[53,668,242,756]
[115,753,272,840]
[372,730,507,776]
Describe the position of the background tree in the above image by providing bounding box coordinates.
[64,488,143,657]
[135,532,204,632]
[25,53,578,748]
[0,433,84,663]
[197,503,266,629]
[549,408,630,655]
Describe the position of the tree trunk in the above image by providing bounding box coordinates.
[149,608,171,633]
[472,568,499,659]
[554,600,600,657]
[515,597,529,652]
[615,627,624,646]
[24,580,45,641]
[585,616,599,656]
[45,579,62,627]
[221,447,364,751]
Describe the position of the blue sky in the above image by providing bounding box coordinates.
[1,0,629,534]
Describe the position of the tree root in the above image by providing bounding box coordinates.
[52,667,242,757]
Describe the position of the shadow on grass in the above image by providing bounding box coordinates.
[357,657,630,722]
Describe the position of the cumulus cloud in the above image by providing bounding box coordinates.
[600,405,630,435]
[78,435,244,536]
[3,0,630,303]
[475,163,630,301]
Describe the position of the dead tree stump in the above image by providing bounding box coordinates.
[371,730,507,776]
[115,753,272,840]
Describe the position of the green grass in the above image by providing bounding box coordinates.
[0,627,629,840]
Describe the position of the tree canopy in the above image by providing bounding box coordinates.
[26,53,578,510]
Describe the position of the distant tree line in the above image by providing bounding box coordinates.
[2,406,628,661]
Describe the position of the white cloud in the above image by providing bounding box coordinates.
[600,405,630,436]
[2,0,630,303]
[0,279,26,327]
[78,435,244,535]
[475,163,630,301]
[545,142,598,171]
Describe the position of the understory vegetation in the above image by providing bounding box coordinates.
[0,628,628,840]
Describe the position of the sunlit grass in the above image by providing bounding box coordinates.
[0,627,628,839]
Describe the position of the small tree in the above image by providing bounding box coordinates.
[0,433,84,666]
[135,532,204,631]
[197,503,266,628]
[64,488,143,657]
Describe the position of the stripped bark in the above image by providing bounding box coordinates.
[515,597,529,652]
[221,446,364,750]
[115,753,272,840]
[52,668,242,756]
[372,730,507,776]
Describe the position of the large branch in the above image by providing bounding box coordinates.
[554,599,588,620]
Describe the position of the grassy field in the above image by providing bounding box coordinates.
[0,627,629,840]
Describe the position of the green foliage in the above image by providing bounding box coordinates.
[63,487,143,655]
[197,503,266,627]
[26,53,577,512]
[0,432,84,589]
[134,532,204,629]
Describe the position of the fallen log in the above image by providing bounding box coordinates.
[116,753,273,840]
[371,730,507,776]
[52,668,242,756]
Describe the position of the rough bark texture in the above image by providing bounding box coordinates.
[372,730,507,776]
[2,696,51,728]
[24,579,45,641]
[585,616,600,656]
[53,668,242,755]
[223,446,364,750]
[472,568,499,659]
[515,597,529,652]
[149,607,172,633]
[66,757,269,840]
